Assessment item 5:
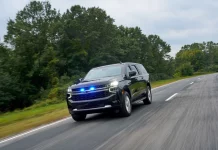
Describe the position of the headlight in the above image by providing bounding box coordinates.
[67,87,72,99]
[110,81,119,87]
[67,87,72,93]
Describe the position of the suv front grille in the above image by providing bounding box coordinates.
[72,90,110,101]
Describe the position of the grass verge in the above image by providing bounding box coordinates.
[0,103,69,139]
[0,72,215,139]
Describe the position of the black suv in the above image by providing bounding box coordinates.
[66,62,152,121]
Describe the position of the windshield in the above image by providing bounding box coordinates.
[83,65,122,81]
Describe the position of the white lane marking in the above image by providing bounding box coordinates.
[190,82,194,85]
[0,117,71,145]
[198,78,201,80]
[165,93,178,102]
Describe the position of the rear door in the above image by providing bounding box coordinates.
[136,64,149,99]
[129,65,141,101]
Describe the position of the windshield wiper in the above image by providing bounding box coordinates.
[82,75,119,82]
[104,75,119,78]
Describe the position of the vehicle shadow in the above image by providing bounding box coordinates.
[83,101,146,122]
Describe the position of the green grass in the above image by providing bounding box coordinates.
[0,103,69,139]
[0,72,215,139]
[152,77,192,88]
[0,103,67,126]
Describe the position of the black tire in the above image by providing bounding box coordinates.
[120,92,132,117]
[143,86,152,105]
[72,114,86,121]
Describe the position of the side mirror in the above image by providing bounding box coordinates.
[75,78,83,84]
[129,71,136,77]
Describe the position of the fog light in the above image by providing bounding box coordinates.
[109,87,117,93]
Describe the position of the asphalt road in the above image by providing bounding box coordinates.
[1,73,218,150]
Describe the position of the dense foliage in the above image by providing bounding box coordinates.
[175,42,218,76]
[0,1,217,111]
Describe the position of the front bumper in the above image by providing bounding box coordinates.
[67,92,121,114]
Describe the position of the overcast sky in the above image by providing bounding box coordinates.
[0,0,218,56]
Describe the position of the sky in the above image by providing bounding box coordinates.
[0,0,218,56]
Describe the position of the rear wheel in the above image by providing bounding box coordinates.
[72,114,86,121]
[143,86,152,105]
[120,92,132,117]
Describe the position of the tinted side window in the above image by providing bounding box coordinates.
[138,64,148,74]
[126,66,131,74]
[130,65,139,75]
[136,64,142,75]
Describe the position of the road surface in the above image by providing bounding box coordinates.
[1,73,218,150]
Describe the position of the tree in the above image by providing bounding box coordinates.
[3,1,61,109]
[0,44,29,111]
[176,62,194,76]
[176,42,218,73]
[145,35,172,80]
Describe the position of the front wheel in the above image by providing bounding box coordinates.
[120,92,132,117]
[143,86,152,105]
[72,114,86,121]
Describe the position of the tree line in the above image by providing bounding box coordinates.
[0,1,217,112]
[175,42,218,76]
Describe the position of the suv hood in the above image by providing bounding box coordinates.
[70,76,123,89]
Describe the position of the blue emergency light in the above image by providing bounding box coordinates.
[89,87,95,91]
[80,88,85,92]
[80,86,95,92]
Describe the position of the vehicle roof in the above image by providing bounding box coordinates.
[92,62,140,70]
[123,62,140,65]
